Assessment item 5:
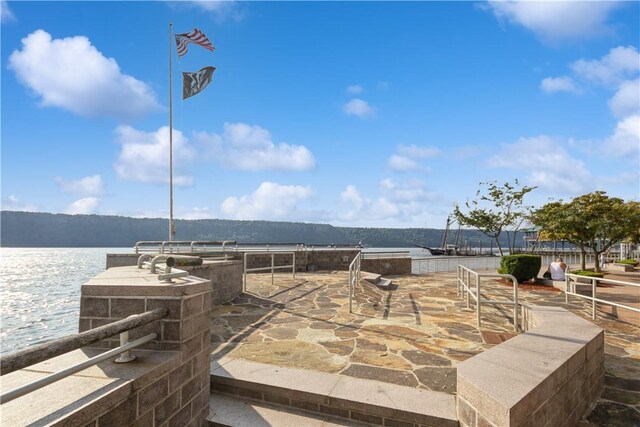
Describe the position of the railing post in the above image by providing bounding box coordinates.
[293,252,296,279]
[476,274,481,328]
[114,330,136,363]
[592,278,597,320]
[271,253,275,285]
[513,276,519,332]
[243,253,247,292]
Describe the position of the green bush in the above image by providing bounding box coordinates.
[571,270,604,278]
[498,254,542,283]
[616,259,638,266]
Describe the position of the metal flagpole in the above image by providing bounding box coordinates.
[168,22,174,241]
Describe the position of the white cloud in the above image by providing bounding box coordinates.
[55,175,105,196]
[177,207,214,220]
[571,46,640,87]
[343,98,375,118]
[606,115,640,156]
[488,136,591,193]
[221,181,314,220]
[486,0,621,42]
[540,76,580,94]
[379,178,435,204]
[388,144,439,171]
[340,185,365,210]
[66,197,99,215]
[347,84,363,94]
[388,155,420,172]
[1,195,37,212]
[181,1,241,21]
[114,126,195,186]
[609,79,640,119]
[8,30,159,120]
[397,144,440,158]
[1,0,15,23]
[195,122,315,171]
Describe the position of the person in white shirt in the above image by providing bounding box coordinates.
[549,257,568,280]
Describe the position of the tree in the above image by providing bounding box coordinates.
[453,180,536,256]
[531,192,640,271]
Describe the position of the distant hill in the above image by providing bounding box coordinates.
[0,211,516,249]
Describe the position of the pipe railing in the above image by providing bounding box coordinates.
[0,308,168,404]
[243,251,296,291]
[348,253,362,314]
[414,256,502,275]
[457,266,520,331]
[361,251,411,259]
[565,273,640,320]
[137,254,189,283]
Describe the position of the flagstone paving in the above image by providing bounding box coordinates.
[210,271,640,425]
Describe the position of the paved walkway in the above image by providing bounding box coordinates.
[210,271,639,425]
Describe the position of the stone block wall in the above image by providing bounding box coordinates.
[456,305,604,427]
[78,266,212,426]
[361,257,412,275]
[185,260,243,306]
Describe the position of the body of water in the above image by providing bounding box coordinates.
[0,248,131,355]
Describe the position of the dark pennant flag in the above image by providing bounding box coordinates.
[175,28,214,57]
[182,66,216,99]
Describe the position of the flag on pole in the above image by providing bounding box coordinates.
[183,66,216,99]
[175,28,214,57]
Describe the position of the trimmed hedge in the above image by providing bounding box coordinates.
[617,259,638,266]
[571,270,604,278]
[498,254,542,283]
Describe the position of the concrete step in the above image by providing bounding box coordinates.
[210,357,458,427]
[375,278,393,290]
[207,392,374,426]
[361,272,381,284]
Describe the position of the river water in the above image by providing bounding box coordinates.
[0,246,435,356]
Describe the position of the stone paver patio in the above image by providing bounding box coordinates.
[210,271,640,425]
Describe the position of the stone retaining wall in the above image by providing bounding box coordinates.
[456,305,604,427]
[77,267,212,426]
[361,257,412,275]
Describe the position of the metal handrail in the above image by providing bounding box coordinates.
[361,251,411,259]
[457,266,520,331]
[565,273,640,320]
[243,251,296,291]
[348,253,362,314]
[0,333,157,405]
[0,308,168,376]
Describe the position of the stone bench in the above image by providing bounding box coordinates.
[608,263,636,272]
[456,305,604,427]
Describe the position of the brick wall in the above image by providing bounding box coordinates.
[79,267,212,426]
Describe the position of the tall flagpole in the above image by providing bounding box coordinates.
[169,22,174,242]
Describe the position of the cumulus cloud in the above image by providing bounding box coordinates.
[388,144,439,172]
[488,136,591,193]
[178,1,241,21]
[388,155,420,171]
[177,207,214,220]
[66,197,99,215]
[571,46,640,87]
[485,0,621,42]
[347,84,363,94]
[55,175,105,195]
[1,0,15,23]
[221,181,314,220]
[8,30,159,119]
[609,79,640,119]
[606,115,640,156]
[540,76,580,94]
[340,185,365,210]
[343,98,375,118]
[114,126,195,186]
[1,195,37,212]
[195,122,315,171]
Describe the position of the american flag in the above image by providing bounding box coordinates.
[175,28,214,57]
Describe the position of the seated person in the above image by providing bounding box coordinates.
[549,257,568,280]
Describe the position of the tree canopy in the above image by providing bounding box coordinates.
[531,192,640,271]
[453,180,536,256]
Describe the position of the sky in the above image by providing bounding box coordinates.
[1,1,639,230]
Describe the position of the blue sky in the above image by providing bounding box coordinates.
[1,1,639,229]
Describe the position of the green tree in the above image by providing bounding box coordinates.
[453,180,536,256]
[531,192,640,271]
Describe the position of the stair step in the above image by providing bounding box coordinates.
[361,272,381,284]
[375,278,393,290]
[210,357,457,427]
[207,392,375,426]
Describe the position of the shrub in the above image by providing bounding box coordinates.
[498,254,542,283]
[616,259,638,266]
[570,270,604,278]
